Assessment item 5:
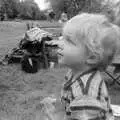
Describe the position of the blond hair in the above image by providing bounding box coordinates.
[63,13,120,69]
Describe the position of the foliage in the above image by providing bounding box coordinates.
[101,4,115,22]
[46,0,115,20]
[19,0,42,20]
[0,0,47,20]
[112,1,120,25]
[45,0,63,19]
[0,0,116,21]
[1,0,19,19]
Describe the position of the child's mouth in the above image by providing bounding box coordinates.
[57,52,63,56]
[57,46,63,57]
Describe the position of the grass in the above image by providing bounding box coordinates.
[0,20,65,120]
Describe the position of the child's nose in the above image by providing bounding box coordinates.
[47,40,60,45]
[50,40,64,49]
[57,42,64,49]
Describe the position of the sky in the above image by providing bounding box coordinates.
[34,0,50,10]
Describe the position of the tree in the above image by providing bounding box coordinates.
[18,0,46,20]
[2,0,20,19]
[46,0,105,19]
[0,0,47,20]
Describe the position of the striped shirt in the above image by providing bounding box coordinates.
[61,69,113,120]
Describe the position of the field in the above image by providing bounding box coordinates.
[0,20,119,120]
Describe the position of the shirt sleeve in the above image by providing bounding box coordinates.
[61,70,73,108]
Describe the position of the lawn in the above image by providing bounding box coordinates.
[0,20,119,120]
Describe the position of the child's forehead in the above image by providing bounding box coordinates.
[62,18,87,44]
[62,27,84,46]
[62,33,82,46]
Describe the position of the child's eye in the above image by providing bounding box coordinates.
[66,38,76,46]
[70,118,79,120]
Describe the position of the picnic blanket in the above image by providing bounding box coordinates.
[23,27,53,42]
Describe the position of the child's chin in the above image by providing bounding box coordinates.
[58,59,67,67]
[58,59,63,64]
[58,61,70,68]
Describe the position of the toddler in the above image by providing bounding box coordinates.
[55,13,120,120]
